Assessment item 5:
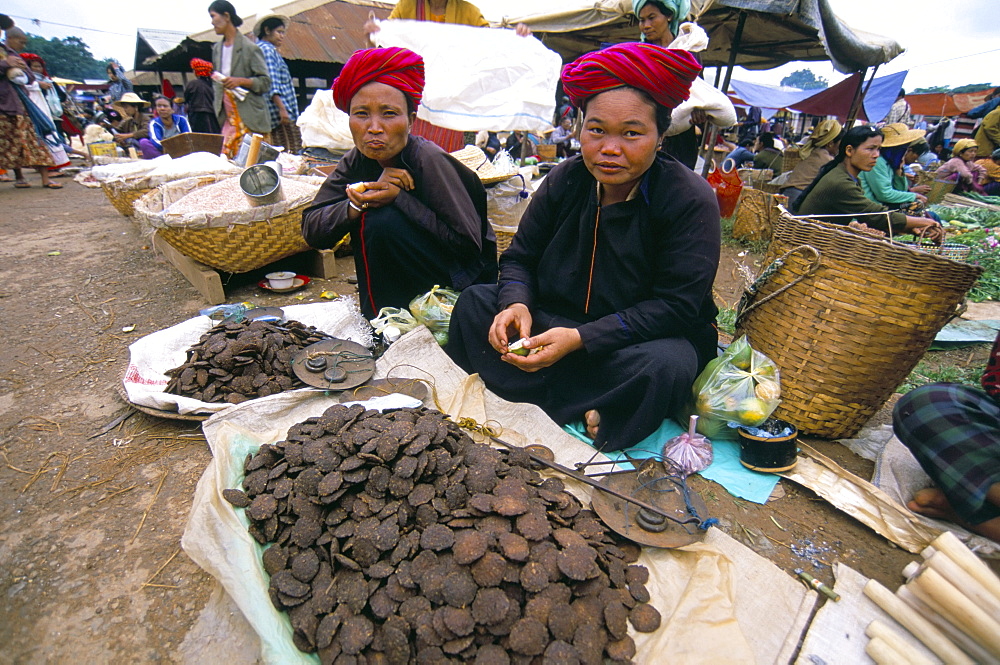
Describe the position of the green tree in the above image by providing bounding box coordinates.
[780,69,828,90]
[22,34,114,81]
[951,83,994,93]
[913,85,950,93]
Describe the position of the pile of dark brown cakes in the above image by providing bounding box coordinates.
[165,318,331,404]
[224,404,662,664]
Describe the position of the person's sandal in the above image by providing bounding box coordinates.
[43,182,63,189]
[14,180,31,188]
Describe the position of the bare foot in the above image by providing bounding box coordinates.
[584,410,600,439]
[908,487,1000,544]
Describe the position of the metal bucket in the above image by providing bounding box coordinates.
[240,161,283,207]
[234,135,282,167]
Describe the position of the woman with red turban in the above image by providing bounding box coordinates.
[446,43,721,452]
[184,58,220,134]
[301,47,497,318]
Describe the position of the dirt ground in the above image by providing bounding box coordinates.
[0,175,991,662]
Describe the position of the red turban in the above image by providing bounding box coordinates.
[20,53,48,77]
[191,58,214,77]
[561,43,701,110]
[332,47,424,114]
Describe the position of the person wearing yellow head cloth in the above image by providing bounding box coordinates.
[780,118,842,203]
[937,138,988,195]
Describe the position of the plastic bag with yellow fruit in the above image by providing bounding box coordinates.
[409,285,460,347]
[690,335,781,439]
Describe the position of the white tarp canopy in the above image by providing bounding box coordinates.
[373,19,563,132]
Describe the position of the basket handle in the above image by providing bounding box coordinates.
[736,244,822,323]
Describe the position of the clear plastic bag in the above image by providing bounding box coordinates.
[409,285,460,346]
[370,307,420,343]
[662,415,713,477]
[691,335,781,439]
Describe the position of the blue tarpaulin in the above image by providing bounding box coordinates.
[730,70,908,122]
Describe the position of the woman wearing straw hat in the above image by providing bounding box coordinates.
[447,43,720,452]
[780,118,841,204]
[208,1,271,157]
[794,125,943,240]
[858,123,931,212]
[301,47,497,319]
[112,92,150,154]
[936,138,988,195]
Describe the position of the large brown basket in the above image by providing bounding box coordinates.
[102,181,154,217]
[732,188,788,242]
[781,146,800,174]
[136,174,324,273]
[735,213,982,439]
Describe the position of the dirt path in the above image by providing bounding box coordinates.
[0,178,959,661]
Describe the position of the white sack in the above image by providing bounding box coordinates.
[122,300,371,415]
[665,23,738,137]
[297,90,355,153]
[373,20,561,133]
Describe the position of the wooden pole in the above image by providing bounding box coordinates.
[930,531,1000,602]
[899,585,1000,665]
[866,620,936,665]
[910,568,1000,658]
[845,65,878,129]
[863,579,974,665]
[700,10,747,177]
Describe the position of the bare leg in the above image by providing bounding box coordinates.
[585,409,600,439]
[909,483,1000,543]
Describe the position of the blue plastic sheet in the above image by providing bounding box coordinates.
[564,419,781,504]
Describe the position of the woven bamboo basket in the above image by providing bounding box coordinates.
[492,224,517,257]
[136,174,325,273]
[735,213,982,439]
[781,146,800,174]
[926,178,957,205]
[732,189,788,242]
[102,181,155,217]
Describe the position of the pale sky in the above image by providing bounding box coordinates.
[4,0,996,91]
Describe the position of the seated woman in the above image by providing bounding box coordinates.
[794,125,943,240]
[752,132,783,173]
[446,43,719,452]
[936,138,988,195]
[893,329,1000,544]
[301,47,497,319]
[858,123,929,212]
[779,118,841,204]
[112,92,150,156]
[975,148,1000,196]
[140,95,191,159]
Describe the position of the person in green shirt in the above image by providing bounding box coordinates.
[752,131,783,173]
[794,125,943,240]
[859,123,930,211]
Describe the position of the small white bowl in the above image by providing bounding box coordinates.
[266,271,297,289]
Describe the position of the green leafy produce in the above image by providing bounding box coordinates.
[930,205,1000,227]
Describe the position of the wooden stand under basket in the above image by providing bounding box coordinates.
[153,232,337,304]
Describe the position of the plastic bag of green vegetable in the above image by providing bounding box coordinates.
[409,285,460,346]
